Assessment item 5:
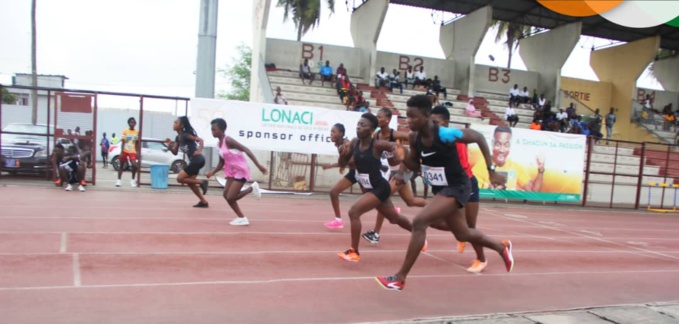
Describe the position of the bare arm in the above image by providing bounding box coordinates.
[225,137,267,174]
[402,132,420,172]
[185,134,204,156]
[205,157,224,178]
[374,139,401,164]
[164,138,179,156]
[338,138,357,169]
[455,128,505,187]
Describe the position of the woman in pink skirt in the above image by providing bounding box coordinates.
[205,118,268,226]
[465,100,484,120]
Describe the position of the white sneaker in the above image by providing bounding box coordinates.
[130,179,137,187]
[115,179,122,187]
[78,185,85,192]
[251,182,261,200]
[229,217,250,226]
[65,184,73,191]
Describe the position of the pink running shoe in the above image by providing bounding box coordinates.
[395,207,401,214]
[375,275,404,291]
[324,219,344,229]
[502,240,514,272]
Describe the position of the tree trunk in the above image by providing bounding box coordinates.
[31,0,38,125]
[296,24,302,41]
[507,49,512,69]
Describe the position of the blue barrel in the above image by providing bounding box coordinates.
[150,164,170,189]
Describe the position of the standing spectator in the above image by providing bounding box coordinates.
[110,132,120,145]
[589,109,604,143]
[565,103,576,120]
[100,132,110,169]
[274,87,288,105]
[605,107,616,144]
[320,61,333,87]
[556,108,568,132]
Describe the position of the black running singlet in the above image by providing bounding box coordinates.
[415,124,467,188]
[353,139,386,190]
[176,133,198,156]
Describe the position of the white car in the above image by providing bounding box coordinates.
[108,138,187,173]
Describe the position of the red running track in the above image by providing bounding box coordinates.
[1,185,679,323]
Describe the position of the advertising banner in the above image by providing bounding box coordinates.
[190,98,397,155]
[467,124,586,202]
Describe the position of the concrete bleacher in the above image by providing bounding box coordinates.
[266,69,490,126]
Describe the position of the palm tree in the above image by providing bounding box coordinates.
[31,0,38,124]
[277,0,335,41]
[492,20,533,69]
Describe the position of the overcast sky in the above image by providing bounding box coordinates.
[0,0,664,106]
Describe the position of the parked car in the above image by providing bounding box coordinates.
[1,123,74,175]
[109,138,187,173]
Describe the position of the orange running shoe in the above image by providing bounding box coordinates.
[337,248,360,262]
[54,178,62,186]
[502,240,514,272]
[457,241,466,253]
[466,259,488,273]
[421,240,428,252]
[80,180,86,186]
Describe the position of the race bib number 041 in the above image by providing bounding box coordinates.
[356,173,373,189]
[422,166,448,186]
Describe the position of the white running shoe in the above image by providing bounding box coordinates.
[78,185,86,192]
[130,179,138,187]
[229,217,250,226]
[251,181,261,200]
[65,184,73,191]
[115,179,122,187]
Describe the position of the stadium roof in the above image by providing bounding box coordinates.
[390,0,679,51]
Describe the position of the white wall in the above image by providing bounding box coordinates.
[474,64,539,96]
[265,38,365,77]
[375,51,455,88]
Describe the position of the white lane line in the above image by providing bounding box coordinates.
[60,233,67,253]
[73,253,81,287]
[1,269,678,292]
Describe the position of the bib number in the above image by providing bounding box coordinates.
[422,166,448,186]
[355,173,373,189]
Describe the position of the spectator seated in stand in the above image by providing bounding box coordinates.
[320,61,334,87]
[338,75,351,103]
[427,87,440,106]
[351,90,367,112]
[531,89,539,108]
[274,86,288,105]
[509,84,521,105]
[465,100,484,120]
[505,102,519,127]
[530,118,542,130]
[413,66,429,89]
[299,58,315,85]
[542,113,557,131]
[388,69,404,94]
[344,84,356,107]
[430,76,447,99]
[375,67,389,88]
[663,104,675,131]
[404,66,415,89]
[567,117,583,135]
[519,86,530,104]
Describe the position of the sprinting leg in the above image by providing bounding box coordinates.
[177,172,208,206]
[326,177,353,229]
[224,178,251,225]
[377,194,512,290]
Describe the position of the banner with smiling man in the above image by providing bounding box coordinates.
[190,98,397,155]
[466,125,586,203]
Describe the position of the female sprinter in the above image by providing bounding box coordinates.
[166,116,209,207]
[321,123,356,229]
